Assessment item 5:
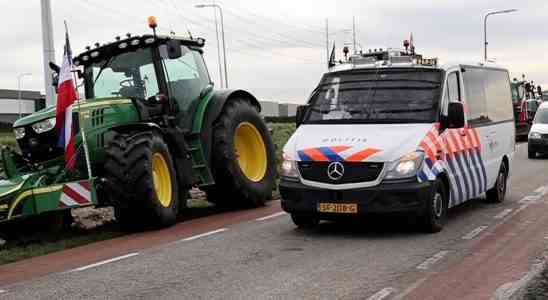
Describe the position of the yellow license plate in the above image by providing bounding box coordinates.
[318,203,358,214]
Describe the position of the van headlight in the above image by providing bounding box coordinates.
[281,158,299,179]
[529,132,541,139]
[385,151,425,180]
[32,117,56,134]
[13,127,26,139]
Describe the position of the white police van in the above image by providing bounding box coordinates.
[280,50,515,232]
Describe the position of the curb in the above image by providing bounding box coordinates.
[493,254,548,300]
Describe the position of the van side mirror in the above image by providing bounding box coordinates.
[166,39,182,59]
[296,105,308,127]
[446,102,465,129]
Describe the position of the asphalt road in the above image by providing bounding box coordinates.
[2,142,548,300]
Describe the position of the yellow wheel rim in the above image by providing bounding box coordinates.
[152,153,173,208]
[234,122,267,182]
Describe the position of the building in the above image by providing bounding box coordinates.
[258,101,280,117]
[0,89,45,124]
[278,103,298,117]
[260,101,299,118]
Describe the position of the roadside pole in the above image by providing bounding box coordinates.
[41,0,56,107]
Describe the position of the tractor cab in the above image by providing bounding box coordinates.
[74,33,212,130]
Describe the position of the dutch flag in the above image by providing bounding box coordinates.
[55,30,78,170]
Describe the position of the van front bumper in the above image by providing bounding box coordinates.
[279,178,434,217]
[529,139,548,153]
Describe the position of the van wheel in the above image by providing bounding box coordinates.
[419,179,448,233]
[487,163,508,203]
[291,214,319,229]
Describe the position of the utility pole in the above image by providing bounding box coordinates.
[483,9,518,62]
[352,16,357,54]
[212,0,224,88]
[325,18,329,68]
[195,3,228,88]
[41,0,56,107]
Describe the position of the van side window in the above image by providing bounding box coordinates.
[446,72,461,102]
[462,68,488,124]
[485,70,514,122]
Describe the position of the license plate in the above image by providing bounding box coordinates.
[318,203,358,214]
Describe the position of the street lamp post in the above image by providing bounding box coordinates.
[17,73,32,119]
[195,3,228,88]
[484,9,518,62]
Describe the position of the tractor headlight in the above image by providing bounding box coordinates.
[32,117,56,134]
[385,151,425,180]
[13,127,25,139]
[281,158,299,179]
[529,132,541,139]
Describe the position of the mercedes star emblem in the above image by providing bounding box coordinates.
[327,161,345,181]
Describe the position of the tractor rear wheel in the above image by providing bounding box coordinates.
[206,98,276,208]
[104,131,180,229]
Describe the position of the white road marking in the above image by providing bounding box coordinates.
[494,209,513,219]
[180,228,228,242]
[366,287,395,300]
[417,251,449,270]
[0,289,5,294]
[536,186,548,196]
[462,226,488,240]
[70,252,139,272]
[518,195,541,204]
[256,211,287,221]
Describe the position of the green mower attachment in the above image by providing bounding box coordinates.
[0,148,97,223]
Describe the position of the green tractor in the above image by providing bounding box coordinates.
[0,32,276,229]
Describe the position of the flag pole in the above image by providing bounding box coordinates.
[65,21,92,179]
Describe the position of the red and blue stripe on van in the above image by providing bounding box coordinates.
[298,146,380,162]
[418,125,487,207]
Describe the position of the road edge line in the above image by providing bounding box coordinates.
[416,251,450,270]
[256,212,287,221]
[68,252,140,273]
[180,228,228,242]
[366,287,395,300]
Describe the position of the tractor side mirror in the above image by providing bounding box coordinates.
[446,102,465,129]
[296,105,308,127]
[49,62,60,93]
[166,39,182,59]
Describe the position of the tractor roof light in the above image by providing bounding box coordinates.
[148,16,158,29]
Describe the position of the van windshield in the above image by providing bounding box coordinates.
[535,109,548,124]
[304,68,443,124]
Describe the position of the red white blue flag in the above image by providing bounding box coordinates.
[55,31,78,170]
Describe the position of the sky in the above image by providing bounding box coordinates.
[2,0,548,104]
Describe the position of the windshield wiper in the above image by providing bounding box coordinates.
[92,56,116,89]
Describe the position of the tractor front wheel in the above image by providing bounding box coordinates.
[105,131,180,229]
[207,98,276,208]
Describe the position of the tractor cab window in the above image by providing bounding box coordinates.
[86,48,160,99]
[160,45,210,114]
